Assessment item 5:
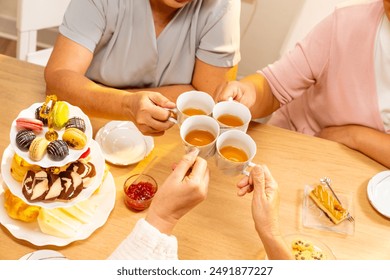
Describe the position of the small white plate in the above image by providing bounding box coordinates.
[367,171,390,218]
[19,250,67,260]
[95,121,154,166]
[10,102,93,168]
[0,172,116,247]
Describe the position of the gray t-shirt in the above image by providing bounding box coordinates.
[59,0,241,88]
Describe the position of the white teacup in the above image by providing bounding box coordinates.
[180,115,220,158]
[215,130,257,176]
[212,100,252,134]
[169,91,215,125]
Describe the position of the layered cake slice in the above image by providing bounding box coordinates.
[309,184,348,224]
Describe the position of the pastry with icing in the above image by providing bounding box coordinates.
[47,139,69,161]
[15,129,36,151]
[65,117,86,132]
[309,184,348,224]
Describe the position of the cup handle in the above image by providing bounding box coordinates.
[166,108,178,123]
[242,162,256,177]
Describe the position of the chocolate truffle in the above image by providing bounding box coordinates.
[16,129,36,151]
[65,117,86,132]
[47,140,69,161]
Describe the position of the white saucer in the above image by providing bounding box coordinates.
[367,171,390,218]
[19,250,67,260]
[95,121,154,166]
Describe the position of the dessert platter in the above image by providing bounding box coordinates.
[0,96,116,246]
[95,120,154,166]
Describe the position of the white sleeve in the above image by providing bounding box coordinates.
[107,218,178,260]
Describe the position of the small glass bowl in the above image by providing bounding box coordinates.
[123,174,158,211]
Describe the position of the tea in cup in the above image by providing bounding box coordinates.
[212,100,251,133]
[219,145,249,162]
[184,129,215,147]
[169,91,215,125]
[215,130,257,176]
[180,115,220,158]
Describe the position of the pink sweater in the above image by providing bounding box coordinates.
[262,0,386,135]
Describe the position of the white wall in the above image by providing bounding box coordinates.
[0,0,304,77]
[239,0,305,77]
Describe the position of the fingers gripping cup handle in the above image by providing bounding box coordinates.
[167,108,178,124]
[242,162,256,177]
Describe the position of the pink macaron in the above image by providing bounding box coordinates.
[16,117,44,132]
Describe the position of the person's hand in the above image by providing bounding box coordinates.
[215,80,248,102]
[238,165,293,259]
[146,148,209,234]
[124,91,176,136]
[237,164,280,236]
[214,79,258,108]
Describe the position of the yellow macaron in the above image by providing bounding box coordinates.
[62,128,87,150]
[51,101,69,129]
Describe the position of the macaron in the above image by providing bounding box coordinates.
[16,118,43,132]
[51,101,69,129]
[47,140,69,161]
[15,129,36,151]
[29,137,49,161]
[62,128,87,150]
[65,117,86,132]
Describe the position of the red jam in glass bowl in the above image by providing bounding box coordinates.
[123,174,158,211]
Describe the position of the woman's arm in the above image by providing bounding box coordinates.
[123,59,238,102]
[45,35,175,135]
[108,148,209,260]
[237,165,293,260]
[318,125,390,168]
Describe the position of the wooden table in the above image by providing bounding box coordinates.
[0,54,388,260]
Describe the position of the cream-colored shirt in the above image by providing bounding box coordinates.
[60,0,241,88]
